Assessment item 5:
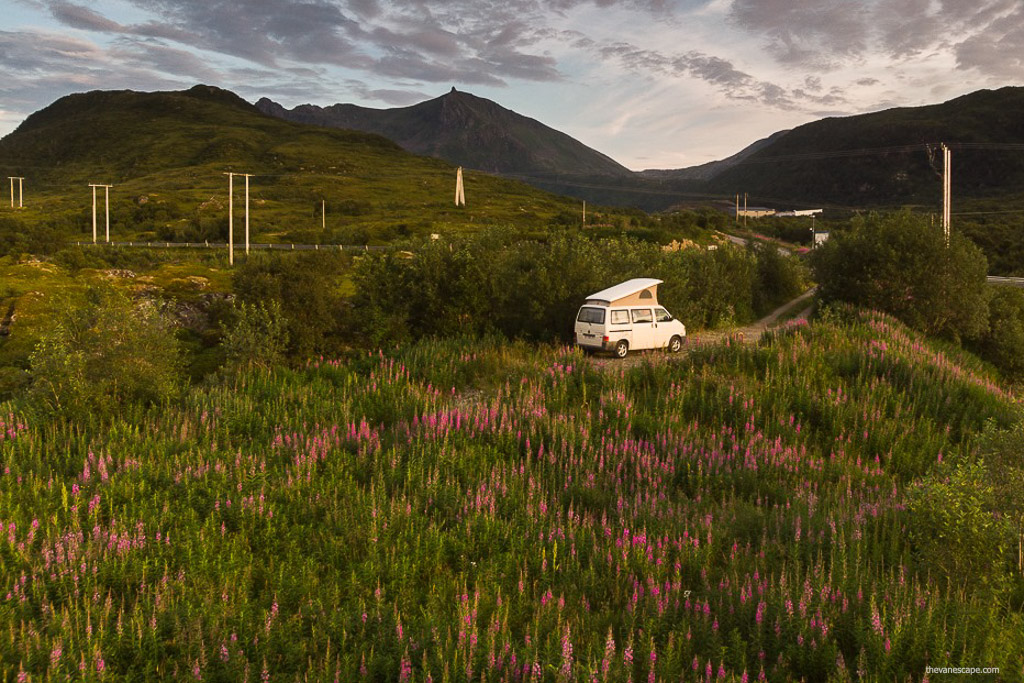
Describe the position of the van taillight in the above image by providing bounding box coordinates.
[603,336,609,342]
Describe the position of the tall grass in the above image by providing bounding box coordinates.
[0,309,1020,681]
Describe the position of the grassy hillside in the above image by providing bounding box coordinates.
[0,309,1020,680]
[0,86,602,245]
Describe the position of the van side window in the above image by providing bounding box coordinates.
[655,308,672,322]
[632,309,653,323]
[611,310,629,325]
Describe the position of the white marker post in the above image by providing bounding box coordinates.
[455,167,465,206]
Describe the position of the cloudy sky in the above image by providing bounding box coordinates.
[2,0,1022,169]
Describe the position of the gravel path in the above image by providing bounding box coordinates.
[586,288,816,370]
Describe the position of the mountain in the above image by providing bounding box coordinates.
[0,85,587,241]
[256,88,634,180]
[704,86,1024,206]
[640,130,790,182]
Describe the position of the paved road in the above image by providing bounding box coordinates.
[75,241,387,252]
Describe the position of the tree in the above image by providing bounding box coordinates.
[29,285,182,418]
[812,211,990,342]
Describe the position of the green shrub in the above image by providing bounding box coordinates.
[973,286,1024,381]
[751,242,809,316]
[27,285,182,418]
[907,458,1013,594]
[221,300,289,372]
[351,228,763,344]
[233,252,352,358]
[0,365,29,401]
[812,211,990,342]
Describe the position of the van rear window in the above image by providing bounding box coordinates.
[577,307,605,324]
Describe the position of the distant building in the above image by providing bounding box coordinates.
[813,231,830,248]
[736,207,776,218]
[776,209,823,217]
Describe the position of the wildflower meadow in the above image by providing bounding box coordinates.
[0,307,1021,681]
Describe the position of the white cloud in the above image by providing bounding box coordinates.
[1,0,1024,168]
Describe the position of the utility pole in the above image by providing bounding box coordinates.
[88,184,112,243]
[8,177,24,209]
[224,173,234,265]
[455,167,465,206]
[735,194,739,224]
[743,193,748,228]
[942,143,951,246]
[242,173,253,255]
[322,199,326,231]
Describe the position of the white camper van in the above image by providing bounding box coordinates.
[575,278,686,358]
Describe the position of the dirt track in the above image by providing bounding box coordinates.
[586,288,816,370]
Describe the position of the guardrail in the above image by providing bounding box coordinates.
[74,241,388,252]
[987,276,1024,288]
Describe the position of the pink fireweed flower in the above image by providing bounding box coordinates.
[601,629,615,681]
[871,603,884,636]
[560,624,574,680]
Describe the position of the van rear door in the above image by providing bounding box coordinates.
[575,306,605,347]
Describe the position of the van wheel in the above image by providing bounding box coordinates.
[614,340,629,358]
[668,335,683,353]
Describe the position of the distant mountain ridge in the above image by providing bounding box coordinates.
[256,88,633,179]
[705,86,1024,205]
[258,86,1024,210]
[639,130,790,181]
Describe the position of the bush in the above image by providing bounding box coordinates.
[220,300,289,372]
[233,252,352,358]
[27,285,182,418]
[906,458,1013,594]
[751,242,808,317]
[351,228,765,344]
[812,211,990,342]
[972,286,1024,381]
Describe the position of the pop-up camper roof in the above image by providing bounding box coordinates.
[585,278,663,306]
